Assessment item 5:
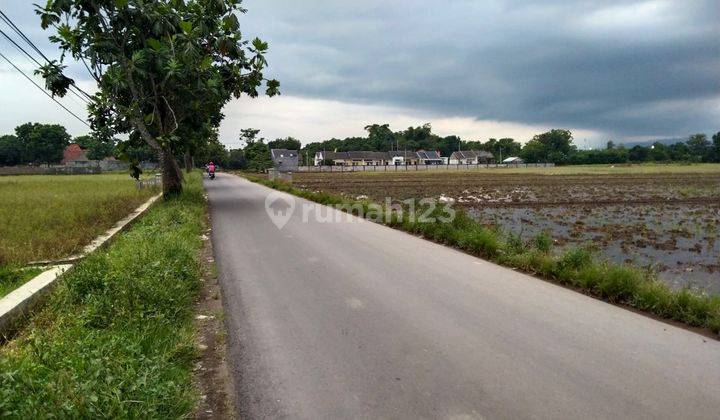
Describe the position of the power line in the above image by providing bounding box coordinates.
[0,49,90,127]
[0,27,90,105]
[0,8,94,101]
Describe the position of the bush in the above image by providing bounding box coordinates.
[504,231,525,255]
[532,231,553,253]
[458,227,500,258]
[596,266,642,302]
[633,281,675,318]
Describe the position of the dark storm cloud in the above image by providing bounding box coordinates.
[241,0,720,139]
[3,1,717,139]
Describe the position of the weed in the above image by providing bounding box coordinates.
[0,173,204,417]
[532,231,553,253]
[596,266,642,302]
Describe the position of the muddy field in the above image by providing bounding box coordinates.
[293,166,720,294]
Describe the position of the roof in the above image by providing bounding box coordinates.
[416,150,442,160]
[61,144,89,164]
[270,149,298,159]
[502,156,523,163]
[450,150,494,160]
[324,151,388,161]
[388,151,418,159]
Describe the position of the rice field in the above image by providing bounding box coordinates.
[0,173,158,267]
[293,164,720,295]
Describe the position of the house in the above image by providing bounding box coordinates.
[449,150,494,164]
[271,149,299,172]
[314,151,388,166]
[502,156,524,164]
[61,143,90,165]
[388,151,420,165]
[416,150,444,165]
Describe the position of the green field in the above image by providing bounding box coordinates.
[0,174,158,266]
[0,173,204,417]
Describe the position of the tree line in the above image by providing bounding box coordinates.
[0,122,155,166]
[204,124,720,171]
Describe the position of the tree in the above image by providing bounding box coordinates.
[244,139,272,171]
[364,124,395,151]
[268,137,301,151]
[711,132,720,163]
[226,148,247,169]
[521,129,576,164]
[606,140,616,150]
[37,0,280,196]
[15,123,70,165]
[0,135,24,166]
[74,135,116,160]
[686,134,710,161]
[194,137,229,167]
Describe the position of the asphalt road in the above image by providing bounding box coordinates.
[206,173,720,419]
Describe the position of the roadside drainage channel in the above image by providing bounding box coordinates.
[0,194,162,337]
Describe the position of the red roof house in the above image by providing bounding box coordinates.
[61,143,89,164]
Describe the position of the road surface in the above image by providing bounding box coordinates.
[205,173,720,419]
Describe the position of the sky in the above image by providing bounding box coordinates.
[1,0,718,148]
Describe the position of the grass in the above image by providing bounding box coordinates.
[0,172,205,418]
[0,174,158,266]
[243,173,720,336]
[0,267,43,298]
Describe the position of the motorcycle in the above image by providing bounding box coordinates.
[209,171,215,180]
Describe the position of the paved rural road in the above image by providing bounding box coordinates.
[205,173,720,419]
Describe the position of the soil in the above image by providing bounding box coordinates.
[294,170,720,294]
[193,213,236,419]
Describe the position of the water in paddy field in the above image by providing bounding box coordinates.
[468,203,720,295]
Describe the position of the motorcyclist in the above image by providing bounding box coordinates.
[207,161,216,178]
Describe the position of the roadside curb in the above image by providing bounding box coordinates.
[0,265,72,337]
[1,193,162,337]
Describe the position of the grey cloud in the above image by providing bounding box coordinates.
[242,0,720,139]
[2,1,718,140]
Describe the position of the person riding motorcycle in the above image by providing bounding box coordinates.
[207,161,216,179]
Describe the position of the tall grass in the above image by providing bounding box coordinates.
[0,173,204,418]
[0,174,157,266]
[246,174,720,336]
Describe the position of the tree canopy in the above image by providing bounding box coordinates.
[36,0,279,195]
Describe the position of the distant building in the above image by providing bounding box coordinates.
[388,151,419,165]
[271,149,299,172]
[314,151,388,166]
[449,150,494,164]
[502,156,524,164]
[311,150,452,166]
[61,144,90,165]
[416,150,444,165]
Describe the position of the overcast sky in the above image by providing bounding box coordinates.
[1,0,718,147]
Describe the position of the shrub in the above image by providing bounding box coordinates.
[633,281,675,318]
[671,290,719,327]
[575,264,604,290]
[458,227,500,258]
[532,231,553,253]
[504,231,525,255]
[596,265,642,302]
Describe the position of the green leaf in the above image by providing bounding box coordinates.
[115,0,129,8]
[179,20,192,34]
[146,38,162,51]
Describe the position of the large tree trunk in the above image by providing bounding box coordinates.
[161,148,183,197]
[184,151,194,173]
